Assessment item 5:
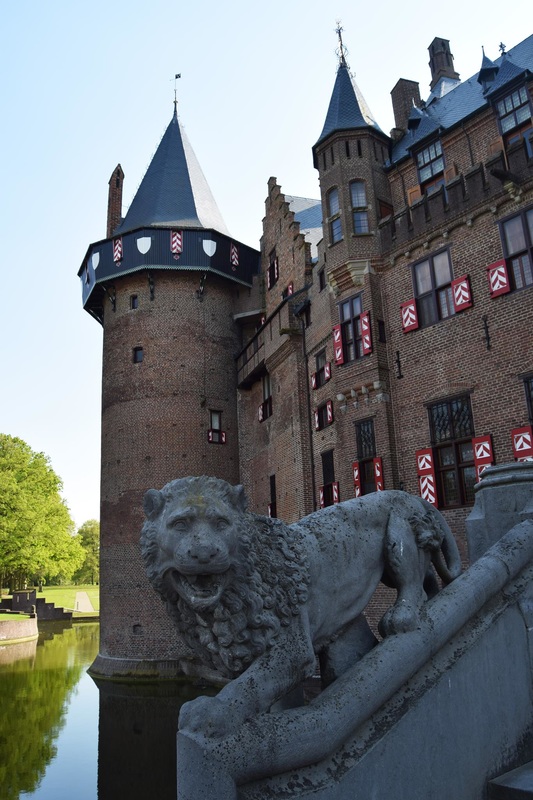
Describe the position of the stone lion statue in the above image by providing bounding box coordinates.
[140,476,461,738]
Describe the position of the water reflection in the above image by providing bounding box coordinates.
[0,622,99,800]
[0,622,210,800]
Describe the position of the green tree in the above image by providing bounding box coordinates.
[0,434,84,591]
[72,519,100,584]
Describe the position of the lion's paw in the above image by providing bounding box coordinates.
[378,601,419,638]
[179,695,242,739]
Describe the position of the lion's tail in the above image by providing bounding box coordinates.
[431,516,462,585]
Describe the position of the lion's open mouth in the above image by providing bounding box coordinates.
[167,568,227,607]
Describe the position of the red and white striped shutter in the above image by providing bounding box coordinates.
[326,400,334,424]
[170,230,183,259]
[221,432,226,444]
[287,282,294,296]
[319,487,325,508]
[352,461,362,497]
[113,237,123,262]
[274,258,279,281]
[360,312,372,355]
[472,435,494,481]
[373,457,384,491]
[400,299,419,332]
[208,430,213,443]
[267,269,272,290]
[314,409,320,430]
[512,425,533,460]
[258,403,264,423]
[416,448,438,507]
[230,242,239,268]
[332,482,340,504]
[487,259,511,298]
[324,362,331,381]
[451,275,473,312]
[332,325,345,365]
[311,372,317,390]
[267,503,273,517]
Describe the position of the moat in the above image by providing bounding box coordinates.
[0,621,202,800]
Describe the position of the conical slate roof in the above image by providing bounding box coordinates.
[115,106,230,236]
[314,61,383,149]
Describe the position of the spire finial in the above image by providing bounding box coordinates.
[335,21,348,68]
[499,42,506,55]
[173,73,181,114]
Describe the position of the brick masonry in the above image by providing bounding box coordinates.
[91,39,533,676]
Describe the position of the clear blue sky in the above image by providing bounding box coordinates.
[1,0,530,528]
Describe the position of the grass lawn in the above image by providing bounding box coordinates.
[0,612,30,620]
[35,584,100,612]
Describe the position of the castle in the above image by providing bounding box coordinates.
[79,32,533,680]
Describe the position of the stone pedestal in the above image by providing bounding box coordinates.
[466,462,533,563]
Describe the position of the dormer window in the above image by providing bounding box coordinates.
[416,140,445,194]
[497,87,531,134]
[496,86,533,158]
[327,188,343,244]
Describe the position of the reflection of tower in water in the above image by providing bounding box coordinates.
[96,681,213,800]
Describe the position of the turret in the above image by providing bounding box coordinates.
[79,103,260,680]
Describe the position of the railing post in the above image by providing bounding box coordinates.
[466,462,533,562]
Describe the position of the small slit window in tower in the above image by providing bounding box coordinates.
[130,294,138,310]
[132,347,143,363]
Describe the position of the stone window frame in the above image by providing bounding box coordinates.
[339,293,364,363]
[327,187,343,245]
[427,394,476,508]
[412,248,455,328]
[355,418,377,495]
[350,180,370,235]
[499,206,533,292]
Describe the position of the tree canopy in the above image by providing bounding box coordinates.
[73,519,100,584]
[0,434,84,590]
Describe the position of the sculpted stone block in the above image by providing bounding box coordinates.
[140,476,461,739]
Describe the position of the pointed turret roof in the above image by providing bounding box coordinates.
[115,106,229,237]
[314,61,383,151]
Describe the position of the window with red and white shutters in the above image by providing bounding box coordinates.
[352,461,362,497]
[416,448,438,506]
[360,312,372,355]
[400,299,419,332]
[472,435,494,481]
[451,275,473,312]
[332,325,344,365]
[487,259,511,298]
[374,457,384,491]
[512,425,533,460]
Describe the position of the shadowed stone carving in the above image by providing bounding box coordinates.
[140,476,461,739]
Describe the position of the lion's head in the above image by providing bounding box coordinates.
[140,476,309,677]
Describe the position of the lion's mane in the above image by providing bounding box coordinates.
[140,477,310,678]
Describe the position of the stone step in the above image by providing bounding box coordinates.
[489,762,533,799]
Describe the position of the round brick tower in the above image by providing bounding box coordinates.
[78,105,260,680]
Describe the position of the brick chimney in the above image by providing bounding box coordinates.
[390,79,422,134]
[106,164,124,237]
[428,38,460,91]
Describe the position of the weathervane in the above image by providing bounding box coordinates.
[335,21,348,68]
[499,42,506,55]
[173,73,181,112]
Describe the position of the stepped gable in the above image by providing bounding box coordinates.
[391,33,533,166]
[114,105,230,237]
